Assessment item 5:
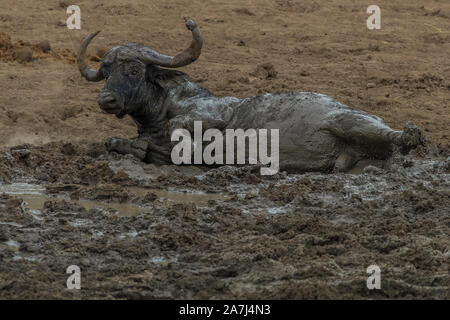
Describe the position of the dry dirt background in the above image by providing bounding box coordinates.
[0,0,449,299]
[0,0,449,149]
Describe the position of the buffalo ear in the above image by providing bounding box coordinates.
[145,64,188,88]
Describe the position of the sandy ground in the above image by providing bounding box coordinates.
[0,0,449,299]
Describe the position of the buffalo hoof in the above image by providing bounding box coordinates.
[106,137,148,160]
[333,151,358,173]
[400,121,425,153]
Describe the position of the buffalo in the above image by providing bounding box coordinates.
[77,17,424,173]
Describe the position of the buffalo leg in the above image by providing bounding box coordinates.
[397,121,425,153]
[333,150,359,172]
[106,137,148,160]
[327,113,424,153]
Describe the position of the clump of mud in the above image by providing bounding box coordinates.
[0,32,51,63]
[251,62,278,79]
[0,32,98,65]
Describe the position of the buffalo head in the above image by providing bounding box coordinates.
[77,17,203,118]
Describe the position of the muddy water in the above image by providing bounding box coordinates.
[0,240,19,251]
[131,187,230,204]
[0,183,146,217]
[0,183,229,217]
[0,240,39,262]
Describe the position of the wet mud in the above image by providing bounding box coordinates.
[0,143,448,299]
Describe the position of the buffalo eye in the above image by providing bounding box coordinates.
[131,70,139,76]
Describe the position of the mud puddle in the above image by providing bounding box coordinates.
[0,240,39,262]
[130,187,230,204]
[0,183,145,217]
[0,183,229,217]
[0,240,19,251]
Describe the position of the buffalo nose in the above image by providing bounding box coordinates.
[97,91,119,107]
